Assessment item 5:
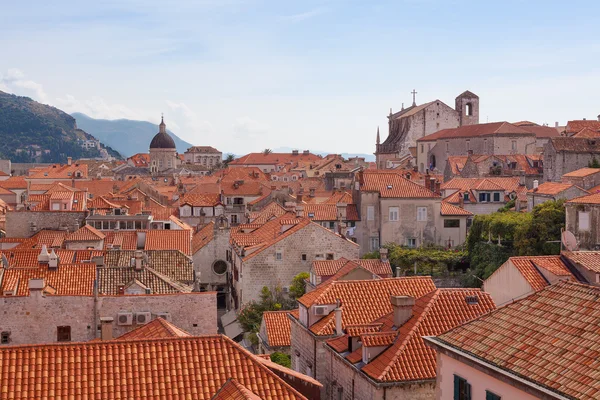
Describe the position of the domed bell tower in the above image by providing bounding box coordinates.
[455,91,479,126]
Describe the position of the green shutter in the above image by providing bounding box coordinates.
[454,375,460,400]
[486,391,501,400]
[466,382,472,400]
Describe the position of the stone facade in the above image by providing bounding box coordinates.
[527,185,589,212]
[149,147,178,173]
[233,223,359,305]
[6,211,85,237]
[566,201,600,250]
[376,91,479,168]
[183,146,222,168]
[0,290,217,345]
[544,137,600,182]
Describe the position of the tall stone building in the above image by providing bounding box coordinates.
[375,90,479,169]
[149,117,179,173]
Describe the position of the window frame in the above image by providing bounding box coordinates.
[57,326,71,342]
[417,206,427,222]
[486,390,501,400]
[389,206,399,222]
[579,211,591,231]
[444,219,460,228]
[454,374,471,400]
[367,206,375,221]
[493,192,501,202]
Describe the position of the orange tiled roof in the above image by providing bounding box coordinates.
[144,230,191,255]
[528,182,580,196]
[442,177,523,192]
[566,192,600,204]
[128,153,150,167]
[213,378,263,400]
[311,258,348,276]
[302,203,359,221]
[312,258,392,278]
[0,335,307,400]
[180,193,221,207]
[572,127,600,138]
[0,177,27,189]
[361,170,439,198]
[563,167,600,178]
[192,222,215,253]
[217,167,269,182]
[440,202,473,216]
[117,317,191,340]
[361,331,398,347]
[65,224,105,242]
[297,277,437,336]
[0,263,96,296]
[229,152,321,166]
[261,309,299,347]
[565,119,600,134]
[418,121,534,142]
[433,281,600,400]
[509,256,573,291]
[0,249,77,267]
[28,163,89,179]
[563,251,600,273]
[248,201,287,224]
[103,231,138,250]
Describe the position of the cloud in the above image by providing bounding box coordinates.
[55,94,147,121]
[166,100,213,138]
[0,68,48,103]
[232,116,269,140]
[280,8,326,22]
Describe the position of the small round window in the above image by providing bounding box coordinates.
[212,260,228,275]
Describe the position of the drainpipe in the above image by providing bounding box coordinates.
[313,339,317,379]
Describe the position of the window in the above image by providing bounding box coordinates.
[579,211,590,231]
[389,207,399,221]
[465,103,472,116]
[406,238,416,248]
[486,391,501,400]
[420,144,424,153]
[479,193,491,202]
[454,375,471,400]
[276,251,283,261]
[369,237,379,251]
[337,387,344,400]
[326,253,334,260]
[444,219,460,228]
[463,192,470,202]
[231,214,238,225]
[306,364,313,377]
[493,192,501,202]
[446,141,449,152]
[212,260,228,275]
[466,140,470,151]
[511,140,517,151]
[367,206,375,221]
[1,331,10,344]
[52,203,60,211]
[294,354,300,371]
[417,207,427,222]
[57,326,71,342]
[329,221,335,229]
[301,254,307,261]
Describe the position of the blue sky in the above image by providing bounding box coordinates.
[1,0,600,154]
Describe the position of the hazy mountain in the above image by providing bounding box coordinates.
[72,112,193,157]
[0,91,121,163]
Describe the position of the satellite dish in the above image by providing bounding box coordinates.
[509,192,517,200]
[562,230,578,251]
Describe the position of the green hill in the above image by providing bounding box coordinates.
[72,112,193,157]
[0,91,122,162]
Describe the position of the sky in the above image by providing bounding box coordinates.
[1,0,600,155]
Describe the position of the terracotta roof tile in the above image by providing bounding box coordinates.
[302,203,359,221]
[0,335,307,399]
[563,251,600,273]
[563,167,600,178]
[418,122,534,142]
[213,379,263,400]
[572,127,600,138]
[361,331,398,347]
[565,120,600,135]
[261,309,299,347]
[229,152,321,166]
[144,230,192,255]
[434,282,600,400]
[103,250,194,284]
[566,192,600,204]
[248,202,287,224]
[192,222,215,253]
[65,224,106,241]
[0,263,95,296]
[509,256,573,291]
[440,202,473,216]
[550,137,600,153]
[180,193,222,207]
[528,182,581,196]
[361,170,439,198]
[117,317,191,340]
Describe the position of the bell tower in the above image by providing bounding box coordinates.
[455,91,479,126]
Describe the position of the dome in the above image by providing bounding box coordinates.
[150,117,176,149]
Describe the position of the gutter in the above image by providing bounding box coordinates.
[424,336,572,400]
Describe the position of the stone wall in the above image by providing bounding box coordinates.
[193,227,230,288]
[289,316,332,384]
[239,223,359,304]
[544,146,600,182]
[6,211,86,237]
[0,291,217,345]
[566,203,600,250]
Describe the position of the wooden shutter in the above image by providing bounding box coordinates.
[454,375,461,400]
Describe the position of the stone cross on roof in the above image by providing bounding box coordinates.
[411,89,417,106]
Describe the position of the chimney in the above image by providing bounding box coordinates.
[459,192,465,208]
[533,180,539,189]
[334,300,343,336]
[295,205,304,218]
[303,150,310,155]
[67,157,72,166]
[48,249,59,270]
[597,115,600,122]
[100,317,114,341]
[134,250,144,271]
[292,150,299,156]
[29,278,45,298]
[429,177,436,192]
[390,296,415,327]
[38,245,50,264]
[555,121,559,128]
[309,188,316,197]
[297,193,303,204]
[118,284,125,295]
[435,180,441,195]
[380,247,388,262]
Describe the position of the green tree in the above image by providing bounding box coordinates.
[237,286,296,335]
[463,242,512,287]
[263,148,273,155]
[589,157,600,168]
[514,200,565,255]
[223,153,235,167]
[270,352,292,368]
[289,272,310,299]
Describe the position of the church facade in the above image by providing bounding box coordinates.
[149,117,180,173]
[375,90,479,169]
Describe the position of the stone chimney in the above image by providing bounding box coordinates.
[67,157,72,166]
[597,114,600,122]
[100,317,114,340]
[435,180,441,195]
[295,205,304,218]
[303,150,310,155]
[29,278,45,298]
[334,300,343,336]
[38,245,50,264]
[134,250,144,271]
[48,249,59,270]
[390,295,415,327]
[380,247,388,262]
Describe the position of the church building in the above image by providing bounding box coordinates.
[149,116,179,173]
[375,90,479,169]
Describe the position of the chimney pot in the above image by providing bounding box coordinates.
[334,301,343,336]
[38,245,50,263]
[29,278,45,292]
[67,157,72,166]
[390,295,414,327]
[100,317,114,340]
[380,247,388,261]
[48,249,59,270]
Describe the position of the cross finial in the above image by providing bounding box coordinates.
[411,89,417,106]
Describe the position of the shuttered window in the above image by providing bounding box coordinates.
[454,375,471,400]
[486,391,501,400]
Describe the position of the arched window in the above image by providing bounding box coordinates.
[430,155,436,169]
[465,103,473,116]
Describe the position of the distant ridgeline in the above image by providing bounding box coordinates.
[0,90,121,163]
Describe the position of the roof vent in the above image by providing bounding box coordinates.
[387,185,393,190]
[466,295,479,305]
